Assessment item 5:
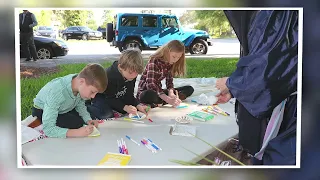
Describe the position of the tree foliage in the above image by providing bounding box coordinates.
[179,10,234,37]
[62,10,87,27]
[100,10,114,28]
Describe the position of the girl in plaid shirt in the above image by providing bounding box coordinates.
[137,40,194,108]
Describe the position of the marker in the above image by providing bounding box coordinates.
[148,118,153,122]
[141,140,156,153]
[147,138,162,151]
[143,138,159,151]
[123,141,129,155]
[213,105,230,116]
[121,138,126,154]
[146,106,151,112]
[126,135,140,146]
[117,140,122,154]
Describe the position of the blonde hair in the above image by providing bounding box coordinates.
[78,63,108,93]
[150,40,186,77]
[119,49,144,74]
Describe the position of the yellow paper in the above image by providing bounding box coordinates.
[97,152,131,166]
[88,126,100,137]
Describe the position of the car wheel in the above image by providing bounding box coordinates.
[119,39,142,52]
[62,34,68,41]
[189,39,208,55]
[37,47,53,59]
[82,34,88,41]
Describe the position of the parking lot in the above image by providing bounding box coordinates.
[20,38,240,67]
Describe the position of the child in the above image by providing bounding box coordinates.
[87,50,148,119]
[31,63,108,138]
[137,40,194,108]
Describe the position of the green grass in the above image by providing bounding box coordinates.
[20,58,238,120]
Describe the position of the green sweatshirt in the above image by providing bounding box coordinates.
[33,74,91,138]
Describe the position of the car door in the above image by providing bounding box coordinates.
[73,27,83,39]
[65,27,76,39]
[159,16,182,44]
[140,15,161,47]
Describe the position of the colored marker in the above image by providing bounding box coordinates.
[148,118,153,122]
[126,135,140,146]
[146,106,151,112]
[121,138,126,154]
[147,138,162,151]
[141,139,156,151]
[143,138,159,151]
[123,141,129,155]
[141,140,156,153]
[117,140,123,154]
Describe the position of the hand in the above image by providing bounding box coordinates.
[137,104,148,115]
[168,89,176,98]
[78,125,94,137]
[215,92,232,104]
[87,120,99,128]
[216,77,229,93]
[123,105,137,114]
[166,96,181,107]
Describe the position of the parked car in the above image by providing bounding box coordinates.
[20,35,69,59]
[58,28,66,38]
[34,26,57,39]
[62,26,103,41]
[97,26,106,39]
[106,13,212,54]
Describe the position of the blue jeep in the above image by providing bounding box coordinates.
[106,13,212,54]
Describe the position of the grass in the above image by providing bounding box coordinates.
[20,58,238,120]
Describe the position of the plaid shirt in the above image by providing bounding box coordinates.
[137,58,174,100]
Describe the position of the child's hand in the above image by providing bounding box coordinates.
[166,97,181,107]
[123,105,138,114]
[87,120,99,128]
[137,104,148,114]
[78,125,94,137]
[168,89,176,98]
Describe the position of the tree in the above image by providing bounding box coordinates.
[179,10,197,27]
[33,10,52,26]
[100,10,114,28]
[63,10,87,27]
[194,10,233,37]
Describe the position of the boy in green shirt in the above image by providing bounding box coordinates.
[31,63,108,138]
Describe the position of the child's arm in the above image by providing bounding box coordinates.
[75,100,92,123]
[123,79,139,107]
[165,71,174,92]
[145,62,164,95]
[41,96,70,138]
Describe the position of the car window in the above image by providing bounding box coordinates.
[79,26,92,31]
[67,27,74,31]
[161,17,178,28]
[142,16,157,27]
[46,27,53,31]
[38,26,46,30]
[121,16,138,27]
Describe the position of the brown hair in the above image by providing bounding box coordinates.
[150,40,186,77]
[78,63,108,93]
[118,49,144,74]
